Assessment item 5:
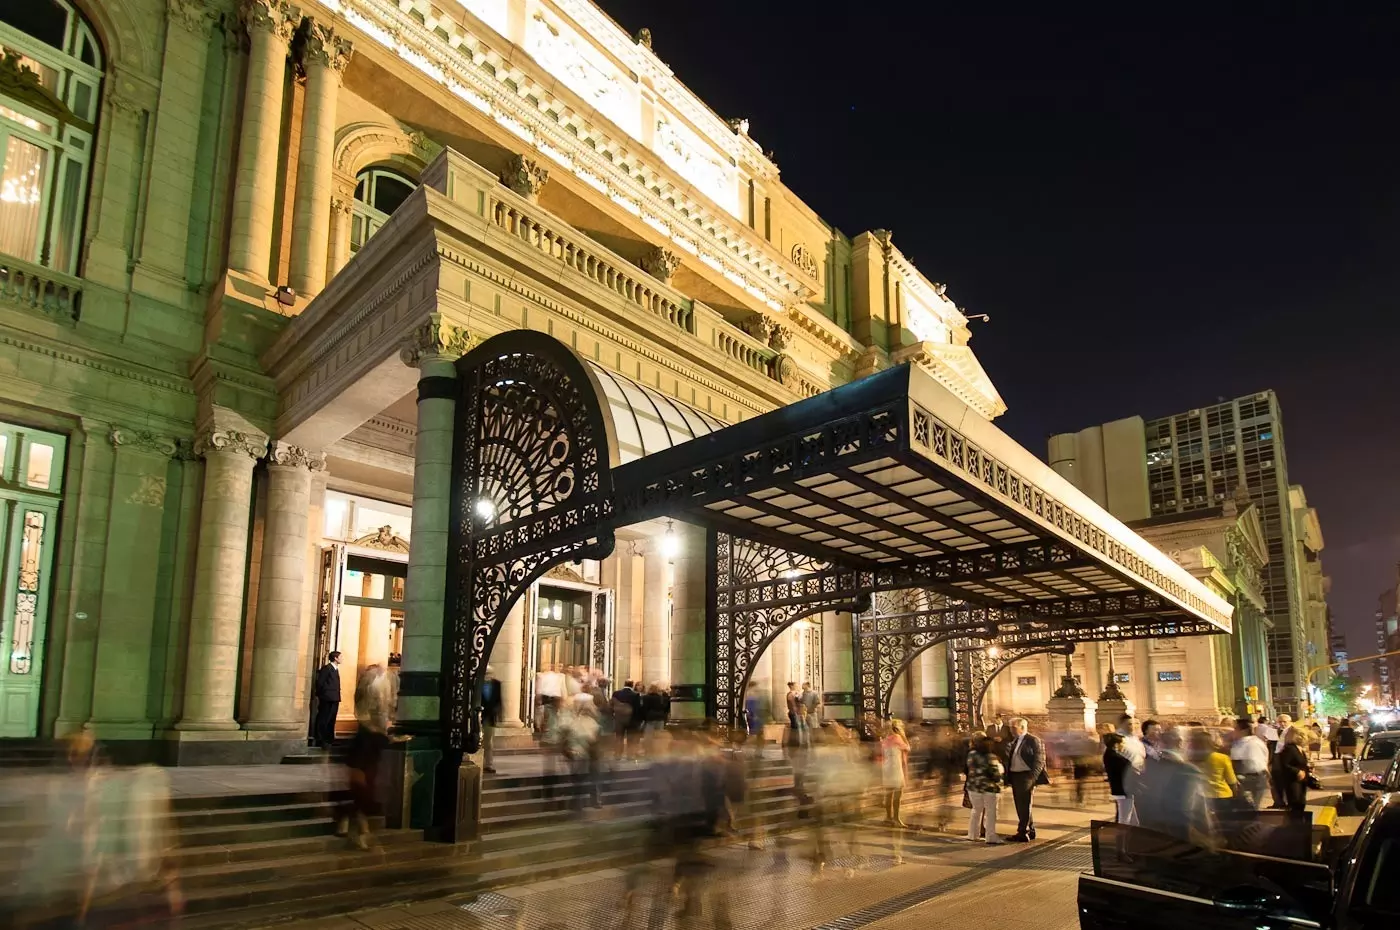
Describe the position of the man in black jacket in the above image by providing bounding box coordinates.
[481,667,503,774]
[1005,716,1050,842]
[313,651,342,748]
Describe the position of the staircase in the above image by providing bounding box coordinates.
[0,739,62,768]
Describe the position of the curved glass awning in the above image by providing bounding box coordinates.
[587,362,727,464]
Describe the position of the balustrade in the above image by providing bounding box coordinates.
[0,257,81,322]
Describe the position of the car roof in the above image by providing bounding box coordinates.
[1367,730,1400,740]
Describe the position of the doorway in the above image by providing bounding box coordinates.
[534,585,593,671]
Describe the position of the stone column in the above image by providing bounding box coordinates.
[769,628,791,723]
[821,611,854,720]
[86,428,177,735]
[397,318,473,730]
[245,443,323,730]
[920,642,950,721]
[668,523,707,720]
[903,649,924,722]
[640,541,669,688]
[488,598,526,727]
[327,181,355,279]
[288,22,352,296]
[177,427,268,730]
[227,0,295,283]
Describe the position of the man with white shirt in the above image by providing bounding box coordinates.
[1004,717,1049,842]
[1230,716,1271,809]
[1114,715,1147,825]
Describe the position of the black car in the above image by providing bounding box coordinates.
[1079,794,1400,930]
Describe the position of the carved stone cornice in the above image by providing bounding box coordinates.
[241,0,297,42]
[303,21,353,74]
[768,324,793,352]
[267,440,326,471]
[638,246,680,284]
[399,315,474,368]
[194,428,269,461]
[168,0,217,37]
[109,426,179,458]
[739,312,776,344]
[501,154,548,202]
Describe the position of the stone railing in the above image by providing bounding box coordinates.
[426,149,781,384]
[487,197,695,336]
[0,256,81,322]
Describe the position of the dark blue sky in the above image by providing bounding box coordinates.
[600,0,1400,653]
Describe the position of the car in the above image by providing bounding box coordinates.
[1352,732,1400,813]
[1079,793,1400,930]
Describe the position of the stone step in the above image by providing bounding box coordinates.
[481,798,653,832]
[481,786,653,819]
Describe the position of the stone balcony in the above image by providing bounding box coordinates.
[0,255,82,323]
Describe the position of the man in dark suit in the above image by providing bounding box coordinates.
[481,667,503,774]
[1004,716,1049,842]
[612,680,640,758]
[313,651,342,748]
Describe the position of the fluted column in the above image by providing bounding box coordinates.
[288,22,352,295]
[227,0,295,282]
[245,443,324,729]
[769,628,792,723]
[397,317,474,731]
[640,541,670,688]
[488,598,526,727]
[178,427,268,730]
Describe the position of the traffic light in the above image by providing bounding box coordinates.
[1245,686,1259,701]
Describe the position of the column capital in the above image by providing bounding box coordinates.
[168,0,217,37]
[194,427,269,461]
[639,246,681,285]
[109,425,179,458]
[502,154,549,202]
[241,0,298,42]
[303,20,354,75]
[266,440,326,472]
[400,315,475,368]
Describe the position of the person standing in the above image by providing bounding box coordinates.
[481,667,503,775]
[313,651,342,749]
[801,682,821,746]
[1336,717,1359,773]
[1266,713,1293,809]
[1005,717,1048,842]
[881,720,911,827]
[1229,717,1271,809]
[965,730,1006,844]
[1102,733,1135,824]
[1276,726,1312,813]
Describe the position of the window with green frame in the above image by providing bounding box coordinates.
[0,0,102,276]
[0,420,64,687]
[350,167,416,254]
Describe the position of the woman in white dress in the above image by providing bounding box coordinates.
[881,719,912,827]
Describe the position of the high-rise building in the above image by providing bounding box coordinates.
[1140,392,1314,708]
[1378,586,1398,704]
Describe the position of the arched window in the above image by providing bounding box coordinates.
[0,0,102,276]
[351,167,415,254]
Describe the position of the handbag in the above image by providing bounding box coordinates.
[961,785,972,809]
[1305,773,1322,791]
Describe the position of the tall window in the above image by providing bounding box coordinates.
[0,0,101,276]
[350,167,415,254]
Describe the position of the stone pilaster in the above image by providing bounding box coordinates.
[397,317,473,730]
[85,427,179,736]
[821,611,854,719]
[769,627,791,723]
[288,21,353,296]
[245,442,324,730]
[227,0,297,283]
[640,539,670,689]
[668,523,707,719]
[177,426,268,730]
[501,153,548,202]
[327,174,356,279]
[487,599,526,727]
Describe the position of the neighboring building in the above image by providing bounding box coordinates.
[1378,583,1399,705]
[1330,626,1348,676]
[0,0,1024,755]
[985,422,1271,721]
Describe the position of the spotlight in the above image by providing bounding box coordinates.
[275,285,296,308]
[474,498,496,521]
[661,520,680,560]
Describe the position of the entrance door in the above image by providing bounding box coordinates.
[0,424,65,739]
[534,585,593,672]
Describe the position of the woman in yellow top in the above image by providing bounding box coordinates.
[1188,728,1239,813]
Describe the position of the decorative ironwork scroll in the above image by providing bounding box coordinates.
[708,530,867,725]
[445,332,617,756]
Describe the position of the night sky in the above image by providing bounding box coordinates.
[599,0,1400,655]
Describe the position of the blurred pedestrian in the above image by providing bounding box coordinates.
[481,666,502,774]
[881,720,911,827]
[1229,717,1270,809]
[1337,716,1358,773]
[1102,733,1135,824]
[1133,726,1213,844]
[1188,728,1239,816]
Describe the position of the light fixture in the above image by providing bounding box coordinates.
[661,519,680,560]
[781,569,800,580]
[275,285,297,307]
[551,603,562,621]
[474,498,496,522]
[986,645,1001,659]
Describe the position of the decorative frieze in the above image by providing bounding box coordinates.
[638,246,681,285]
[194,428,269,460]
[501,154,548,202]
[739,312,776,344]
[399,315,474,367]
[108,426,179,458]
[267,441,327,471]
[790,243,818,280]
[303,21,354,74]
[241,0,297,40]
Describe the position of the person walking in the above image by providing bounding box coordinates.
[1004,717,1048,842]
[481,667,503,774]
[1276,726,1312,813]
[1336,717,1359,773]
[313,651,342,749]
[1133,726,1213,844]
[1188,728,1239,816]
[965,730,1006,844]
[1102,733,1135,824]
[1229,717,1271,809]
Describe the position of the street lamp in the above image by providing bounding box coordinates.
[661,519,680,561]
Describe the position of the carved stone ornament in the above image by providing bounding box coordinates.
[1051,654,1087,699]
[638,246,681,284]
[739,312,776,343]
[502,154,549,201]
[545,563,585,583]
[773,354,797,387]
[728,117,750,136]
[790,243,818,280]
[352,525,410,553]
[241,0,297,41]
[303,21,354,74]
[267,441,326,471]
[167,0,216,37]
[194,428,269,461]
[769,324,794,352]
[399,316,474,367]
[109,426,179,458]
[635,27,653,49]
